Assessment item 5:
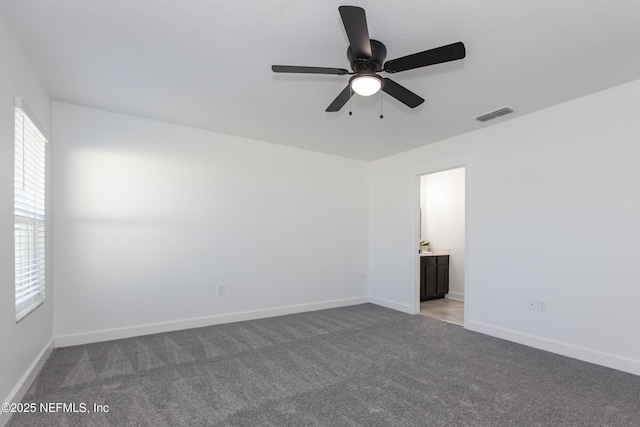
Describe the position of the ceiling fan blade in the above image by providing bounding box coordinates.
[272,65,349,75]
[382,78,424,108]
[326,85,353,112]
[383,42,466,74]
[339,6,372,59]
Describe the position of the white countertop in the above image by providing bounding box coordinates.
[419,248,450,257]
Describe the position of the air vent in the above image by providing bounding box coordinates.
[475,106,514,122]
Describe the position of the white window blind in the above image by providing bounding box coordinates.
[14,105,47,322]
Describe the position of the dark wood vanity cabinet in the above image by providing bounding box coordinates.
[420,255,449,301]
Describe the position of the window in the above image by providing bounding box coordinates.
[14,102,47,322]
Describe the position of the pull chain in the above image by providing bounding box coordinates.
[380,90,384,119]
[349,86,353,116]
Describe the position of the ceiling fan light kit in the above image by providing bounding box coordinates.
[272,5,466,114]
[350,73,383,96]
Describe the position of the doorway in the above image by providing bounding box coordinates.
[418,167,466,325]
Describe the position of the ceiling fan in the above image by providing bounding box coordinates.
[272,5,466,112]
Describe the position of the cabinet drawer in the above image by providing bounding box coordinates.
[422,256,449,264]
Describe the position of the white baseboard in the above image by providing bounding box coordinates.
[445,292,464,302]
[1,337,54,427]
[466,320,640,377]
[368,296,414,314]
[55,296,369,348]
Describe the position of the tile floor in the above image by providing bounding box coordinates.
[420,297,464,325]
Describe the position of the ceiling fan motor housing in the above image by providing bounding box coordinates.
[347,39,387,73]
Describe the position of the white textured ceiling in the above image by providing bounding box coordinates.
[1,0,640,161]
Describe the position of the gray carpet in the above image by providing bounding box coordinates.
[7,304,640,426]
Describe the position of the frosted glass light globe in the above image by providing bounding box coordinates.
[351,75,382,96]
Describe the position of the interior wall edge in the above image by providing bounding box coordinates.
[54,297,369,348]
[445,293,464,302]
[368,297,414,314]
[466,320,640,377]
[0,337,54,427]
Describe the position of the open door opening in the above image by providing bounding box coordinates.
[418,167,466,325]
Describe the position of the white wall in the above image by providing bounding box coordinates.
[0,12,53,423]
[370,79,640,375]
[52,102,369,344]
[420,168,465,300]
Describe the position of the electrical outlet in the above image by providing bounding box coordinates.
[537,300,547,313]
[528,299,548,313]
[217,284,225,295]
